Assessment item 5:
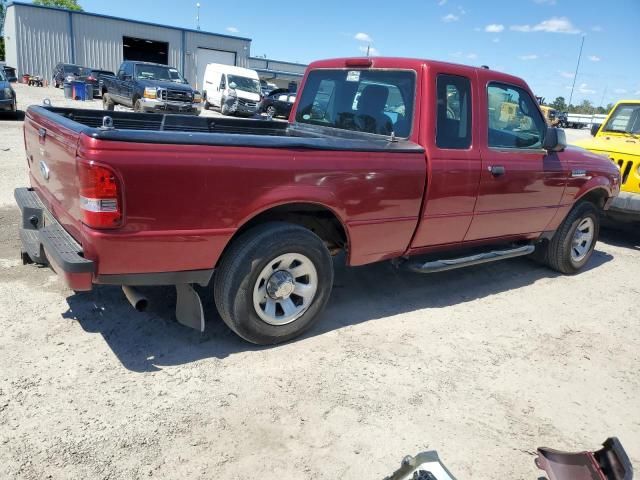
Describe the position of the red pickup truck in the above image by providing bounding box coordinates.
[16,57,620,344]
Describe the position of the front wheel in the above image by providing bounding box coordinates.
[102,93,115,111]
[537,201,600,274]
[214,222,334,345]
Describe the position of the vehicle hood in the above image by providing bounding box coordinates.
[562,145,622,178]
[137,79,193,92]
[233,89,261,102]
[572,134,640,157]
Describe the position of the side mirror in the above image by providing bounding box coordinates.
[123,74,132,81]
[591,123,601,136]
[542,127,567,152]
[229,81,237,90]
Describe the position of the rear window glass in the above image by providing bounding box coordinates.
[295,69,415,137]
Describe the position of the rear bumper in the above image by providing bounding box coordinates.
[15,187,216,289]
[15,187,95,291]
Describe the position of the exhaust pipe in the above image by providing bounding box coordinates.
[122,286,148,312]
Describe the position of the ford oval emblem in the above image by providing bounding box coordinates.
[39,160,50,181]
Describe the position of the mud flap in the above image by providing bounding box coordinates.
[175,284,205,332]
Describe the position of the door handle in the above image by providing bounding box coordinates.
[488,165,506,177]
[38,127,47,144]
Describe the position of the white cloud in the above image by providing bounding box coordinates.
[354,32,373,42]
[226,26,239,33]
[438,0,447,5]
[510,17,580,34]
[592,25,603,32]
[579,83,596,94]
[588,55,601,62]
[457,6,467,15]
[613,88,627,94]
[467,53,478,59]
[559,71,574,78]
[519,54,539,60]
[359,45,380,56]
[635,90,640,96]
[485,24,504,33]
[442,13,460,22]
[533,0,557,4]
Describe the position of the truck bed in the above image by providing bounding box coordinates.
[32,106,423,153]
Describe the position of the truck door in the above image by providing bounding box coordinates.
[464,80,566,240]
[410,71,481,249]
[121,62,135,107]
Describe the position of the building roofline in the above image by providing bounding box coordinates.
[254,68,304,78]
[250,57,308,68]
[7,1,253,42]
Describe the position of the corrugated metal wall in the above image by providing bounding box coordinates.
[73,15,183,74]
[11,5,72,78]
[3,6,18,71]
[183,31,250,88]
[5,3,251,85]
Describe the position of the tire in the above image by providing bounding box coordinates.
[133,98,143,113]
[266,105,277,117]
[536,201,600,274]
[214,222,334,345]
[220,96,231,116]
[102,93,115,111]
[203,92,210,110]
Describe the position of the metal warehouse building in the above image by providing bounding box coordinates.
[2,1,304,90]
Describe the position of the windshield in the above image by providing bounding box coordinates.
[602,103,640,135]
[135,64,185,83]
[0,70,6,81]
[227,75,260,93]
[295,69,415,137]
[63,65,83,75]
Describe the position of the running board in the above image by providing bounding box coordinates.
[406,245,535,274]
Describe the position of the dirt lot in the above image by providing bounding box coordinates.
[1,84,638,480]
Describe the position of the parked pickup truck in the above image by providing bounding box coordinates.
[15,57,620,345]
[101,60,202,115]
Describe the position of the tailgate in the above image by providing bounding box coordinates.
[24,108,84,243]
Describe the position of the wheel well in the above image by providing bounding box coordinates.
[579,188,608,210]
[217,204,348,267]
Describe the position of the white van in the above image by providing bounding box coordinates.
[202,64,262,116]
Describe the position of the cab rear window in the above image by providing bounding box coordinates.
[295,69,415,138]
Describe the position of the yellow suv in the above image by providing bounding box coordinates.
[573,100,640,222]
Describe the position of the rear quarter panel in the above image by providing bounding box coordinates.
[77,135,426,274]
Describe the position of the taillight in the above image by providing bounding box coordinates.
[87,76,96,81]
[78,161,122,229]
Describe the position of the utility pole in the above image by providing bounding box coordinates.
[599,85,607,109]
[568,35,585,108]
[196,2,201,30]
[366,44,370,57]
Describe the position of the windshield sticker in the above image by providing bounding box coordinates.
[346,71,361,82]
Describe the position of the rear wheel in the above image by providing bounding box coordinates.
[536,201,600,274]
[266,105,277,117]
[102,93,115,111]
[214,222,334,345]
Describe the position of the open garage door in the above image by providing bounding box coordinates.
[195,48,236,89]
[123,36,169,65]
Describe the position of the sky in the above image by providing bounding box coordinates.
[32,0,640,106]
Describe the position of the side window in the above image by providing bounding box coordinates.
[123,63,133,78]
[436,74,472,149]
[219,74,226,90]
[487,83,546,149]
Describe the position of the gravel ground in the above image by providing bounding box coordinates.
[0,83,638,480]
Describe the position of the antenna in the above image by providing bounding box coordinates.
[568,35,585,108]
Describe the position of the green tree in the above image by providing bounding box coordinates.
[550,96,567,112]
[33,0,83,11]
